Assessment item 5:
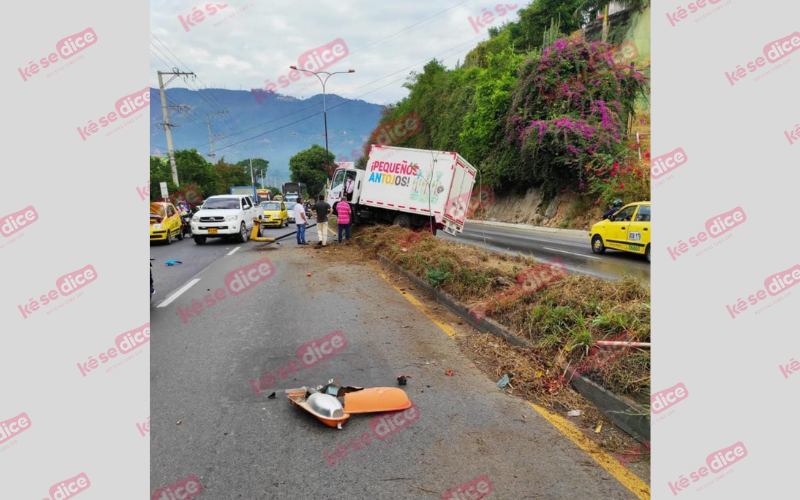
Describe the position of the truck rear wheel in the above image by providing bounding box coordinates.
[393,213,411,228]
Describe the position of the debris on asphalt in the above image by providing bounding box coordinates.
[496,374,511,388]
[165,260,182,266]
[176,420,182,425]
[397,375,412,386]
[445,370,454,376]
[567,410,581,417]
[267,392,276,399]
[286,381,413,429]
[307,273,312,277]
[595,422,602,433]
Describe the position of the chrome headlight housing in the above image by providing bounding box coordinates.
[226,215,238,222]
[152,224,163,229]
[306,393,345,418]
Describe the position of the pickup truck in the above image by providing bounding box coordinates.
[326,145,477,235]
[190,194,262,244]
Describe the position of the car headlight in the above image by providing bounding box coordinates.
[191,216,200,222]
[153,224,163,229]
[226,215,238,222]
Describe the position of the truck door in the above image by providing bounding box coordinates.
[327,169,347,204]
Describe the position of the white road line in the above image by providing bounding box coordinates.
[543,247,602,260]
[226,246,241,256]
[158,279,201,308]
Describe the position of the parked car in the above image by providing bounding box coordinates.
[150,202,183,244]
[285,202,298,223]
[261,201,289,228]
[190,195,261,244]
[590,202,651,262]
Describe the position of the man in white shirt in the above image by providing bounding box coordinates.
[345,175,354,201]
[293,197,308,245]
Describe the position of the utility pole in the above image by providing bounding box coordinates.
[158,69,195,186]
[249,158,255,186]
[205,110,228,161]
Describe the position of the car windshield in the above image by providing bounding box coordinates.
[261,202,280,211]
[203,198,241,210]
[286,203,297,210]
[149,203,166,216]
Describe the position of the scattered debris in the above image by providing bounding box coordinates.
[595,422,603,433]
[165,260,182,266]
[567,410,581,417]
[496,374,512,389]
[286,381,413,429]
[307,273,312,277]
[445,370,454,376]
[176,420,182,425]
[267,392,276,399]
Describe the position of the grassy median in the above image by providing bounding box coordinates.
[352,225,651,406]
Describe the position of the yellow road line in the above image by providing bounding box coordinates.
[378,272,457,339]
[379,272,649,499]
[526,401,651,500]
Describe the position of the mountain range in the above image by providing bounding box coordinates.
[149,88,384,184]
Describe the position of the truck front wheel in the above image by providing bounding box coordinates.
[393,213,411,228]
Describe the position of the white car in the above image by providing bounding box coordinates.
[190,195,261,244]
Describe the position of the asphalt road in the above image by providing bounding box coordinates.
[150,220,317,304]
[440,221,650,283]
[150,227,643,500]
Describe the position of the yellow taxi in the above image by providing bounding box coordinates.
[150,202,183,244]
[590,202,651,262]
[260,201,288,228]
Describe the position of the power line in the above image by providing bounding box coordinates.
[213,41,480,154]
[185,33,488,152]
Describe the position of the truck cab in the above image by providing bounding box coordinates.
[327,167,362,205]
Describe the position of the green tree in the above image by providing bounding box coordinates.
[235,158,269,186]
[215,158,251,192]
[150,150,217,200]
[289,145,334,197]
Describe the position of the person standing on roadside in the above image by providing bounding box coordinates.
[293,197,309,245]
[336,196,352,243]
[312,194,332,248]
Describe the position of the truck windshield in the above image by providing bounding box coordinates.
[203,198,240,210]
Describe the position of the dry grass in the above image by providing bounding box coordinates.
[353,225,651,404]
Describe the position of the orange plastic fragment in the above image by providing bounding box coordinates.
[343,387,412,414]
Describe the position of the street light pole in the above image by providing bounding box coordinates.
[289,67,355,179]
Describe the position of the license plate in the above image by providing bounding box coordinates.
[628,231,641,241]
[208,228,218,234]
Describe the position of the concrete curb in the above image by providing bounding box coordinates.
[466,219,590,238]
[377,254,650,444]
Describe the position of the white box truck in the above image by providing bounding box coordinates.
[326,145,477,235]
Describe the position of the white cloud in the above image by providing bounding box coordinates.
[148,0,517,104]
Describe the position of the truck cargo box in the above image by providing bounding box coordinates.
[360,145,477,234]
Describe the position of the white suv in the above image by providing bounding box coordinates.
[191,195,261,244]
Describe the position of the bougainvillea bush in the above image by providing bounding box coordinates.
[506,37,649,196]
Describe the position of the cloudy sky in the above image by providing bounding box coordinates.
[149,0,526,105]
